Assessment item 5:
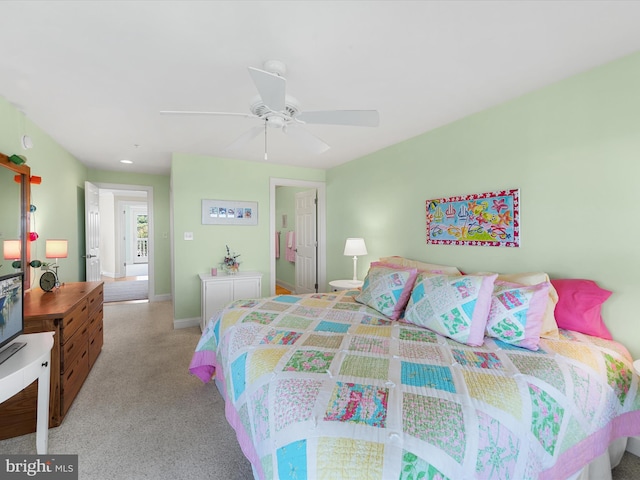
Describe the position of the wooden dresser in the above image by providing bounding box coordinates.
[0,281,104,440]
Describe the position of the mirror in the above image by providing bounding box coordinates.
[0,153,30,290]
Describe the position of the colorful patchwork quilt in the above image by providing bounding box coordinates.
[189,290,640,480]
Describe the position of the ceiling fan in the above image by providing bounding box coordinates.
[160,60,380,159]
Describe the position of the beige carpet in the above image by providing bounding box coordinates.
[0,300,252,479]
[1,300,639,479]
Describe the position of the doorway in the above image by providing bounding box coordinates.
[270,178,326,296]
[92,184,154,303]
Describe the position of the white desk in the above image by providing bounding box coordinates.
[0,332,54,454]
[329,279,364,291]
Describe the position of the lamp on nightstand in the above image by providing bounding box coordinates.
[343,237,368,282]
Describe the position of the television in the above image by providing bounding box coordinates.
[0,272,25,365]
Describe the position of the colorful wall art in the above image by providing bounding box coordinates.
[426,189,519,247]
[202,199,258,226]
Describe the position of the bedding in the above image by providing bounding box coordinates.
[190,289,640,480]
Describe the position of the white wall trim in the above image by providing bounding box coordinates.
[150,293,172,303]
[174,317,199,329]
[92,182,155,300]
[276,279,295,294]
[626,436,640,457]
[270,177,326,296]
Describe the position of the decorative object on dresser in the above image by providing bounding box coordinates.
[42,239,68,290]
[0,281,104,440]
[221,245,241,275]
[199,272,262,331]
[343,237,368,281]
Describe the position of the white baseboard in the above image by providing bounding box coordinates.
[174,317,199,329]
[626,436,640,457]
[150,293,172,302]
[276,279,295,294]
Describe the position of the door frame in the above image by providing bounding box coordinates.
[92,182,155,300]
[270,177,326,296]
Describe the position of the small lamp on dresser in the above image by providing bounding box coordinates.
[45,239,68,287]
[3,239,22,269]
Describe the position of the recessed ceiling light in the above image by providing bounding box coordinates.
[120,159,133,164]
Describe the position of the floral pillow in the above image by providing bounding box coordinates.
[355,262,418,320]
[403,273,497,346]
[485,281,551,351]
[496,272,559,339]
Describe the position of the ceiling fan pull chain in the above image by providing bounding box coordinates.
[264,122,268,160]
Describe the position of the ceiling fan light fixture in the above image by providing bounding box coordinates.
[266,115,285,129]
[263,60,287,77]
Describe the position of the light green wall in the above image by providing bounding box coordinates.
[87,170,171,296]
[171,154,325,320]
[275,186,307,288]
[327,51,640,358]
[0,97,87,286]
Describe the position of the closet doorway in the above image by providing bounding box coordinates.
[92,183,154,303]
[270,178,326,296]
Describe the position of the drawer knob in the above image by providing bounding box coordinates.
[42,361,48,367]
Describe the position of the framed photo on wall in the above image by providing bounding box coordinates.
[426,189,519,247]
[202,199,258,226]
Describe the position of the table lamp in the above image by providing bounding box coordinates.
[3,239,22,269]
[343,237,367,282]
[46,239,68,285]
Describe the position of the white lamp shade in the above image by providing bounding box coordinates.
[3,240,21,260]
[46,239,68,259]
[343,238,367,256]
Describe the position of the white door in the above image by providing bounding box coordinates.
[84,181,101,281]
[295,189,317,294]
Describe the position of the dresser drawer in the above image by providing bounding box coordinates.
[87,283,103,314]
[61,323,89,374]
[60,299,88,342]
[88,303,103,332]
[61,348,89,416]
[89,320,103,368]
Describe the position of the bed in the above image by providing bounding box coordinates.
[189,261,640,480]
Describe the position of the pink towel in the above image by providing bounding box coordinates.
[275,231,280,259]
[285,232,296,262]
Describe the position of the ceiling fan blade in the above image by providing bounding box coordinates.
[226,125,264,151]
[248,67,286,112]
[284,123,330,155]
[296,110,380,127]
[160,110,255,118]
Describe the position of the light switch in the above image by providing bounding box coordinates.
[184,232,194,240]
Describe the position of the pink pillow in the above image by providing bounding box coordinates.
[551,279,613,339]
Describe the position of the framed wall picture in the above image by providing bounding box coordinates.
[426,189,519,247]
[202,199,258,226]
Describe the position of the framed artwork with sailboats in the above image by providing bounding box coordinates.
[426,189,519,247]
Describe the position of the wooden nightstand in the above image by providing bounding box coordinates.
[329,279,363,291]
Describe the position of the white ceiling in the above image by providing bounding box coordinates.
[1,1,639,175]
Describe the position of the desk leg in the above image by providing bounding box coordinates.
[36,352,51,454]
